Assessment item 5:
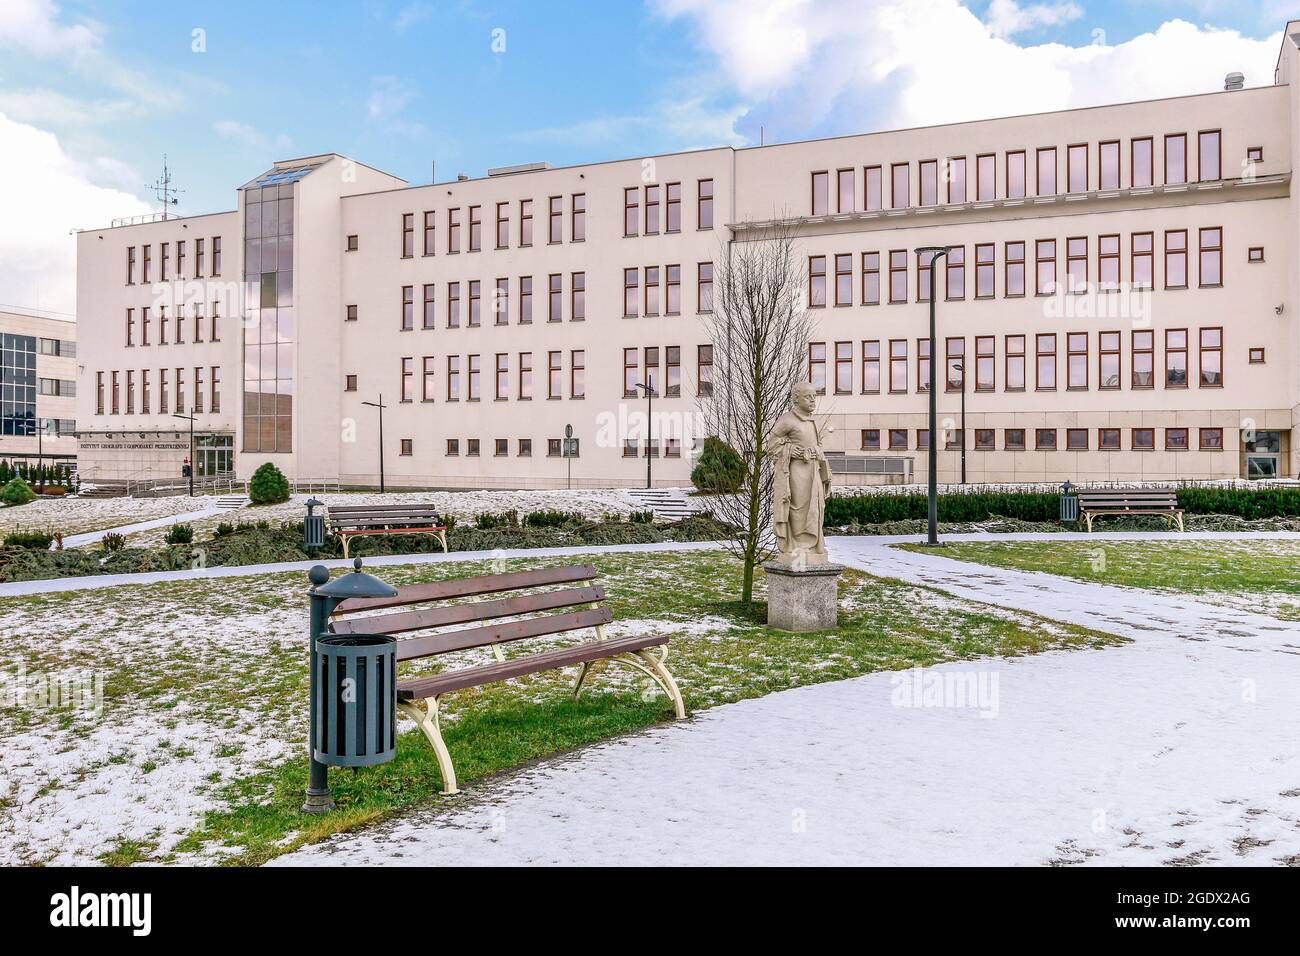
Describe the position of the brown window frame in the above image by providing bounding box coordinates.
[1066,143,1088,193]
[1034,239,1056,296]
[888,339,908,393]
[836,168,853,213]
[1131,231,1153,289]
[811,170,829,215]
[1199,427,1223,451]
[834,341,852,395]
[1035,333,1057,391]
[1098,140,1120,190]
[1066,331,1088,390]
[863,165,882,211]
[1099,428,1121,450]
[1164,229,1188,289]
[888,250,907,303]
[1006,150,1026,198]
[974,243,994,298]
[1164,133,1187,185]
[1132,330,1154,389]
[890,163,910,209]
[1199,326,1223,388]
[1005,241,1025,297]
[862,252,880,305]
[697,178,714,229]
[1131,137,1153,187]
[1132,428,1155,451]
[1198,129,1221,182]
[919,159,938,206]
[1165,427,1190,451]
[1035,147,1057,196]
[861,340,880,394]
[1165,328,1188,389]
[834,253,852,306]
[1005,334,1026,392]
[976,153,995,201]
[1198,226,1222,288]
[1099,331,1121,390]
[1098,234,1120,290]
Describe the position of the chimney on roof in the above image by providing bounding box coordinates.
[1224,72,1245,91]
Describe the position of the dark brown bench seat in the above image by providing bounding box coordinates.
[1077,488,1185,532]
[326,503,448,558]
[328,563,686,794]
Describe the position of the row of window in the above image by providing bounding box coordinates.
[125,238,223,285]
[623,180,714,236]
[435,437,579,458]
[352,351,588,403]
[125,305,223,347]
[622,345,713,398]
[863,426,1229,453]
[382,274,588,329]
[809,228,1229,308]
[623,263,713,316]
[394,194,587,258]
[809,328,1235,395]
[94,367,222,415]
[38,337,76,358]
[809,131,1246,215]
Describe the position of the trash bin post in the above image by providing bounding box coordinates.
[304,497,325,555]
[1059,480,1079,524]
[303,558,398,814]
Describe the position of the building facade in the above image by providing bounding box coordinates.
[0,309,77,468]
[75,22,1300,488]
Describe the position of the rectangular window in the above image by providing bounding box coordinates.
[1199,327,1222,387]
[975,243,994,298]
[836,169,853,213]
[496,202,509,249]
[494,278,509,325]
[1067,332,1088,390]
[1006,150,1026,198]
[1098,234,1120,289]
[140,369,150,413]
[623,348,638,398]
[1165,229,1187,288]
[1036,333,1056,390]
[975,336,994,392]
[889,339,908,392]
[666,182,681,232]
[158,368,167,414]
[861,429,880,451]
[808,256,826,307]
[889,250,908,303]
[198,239,208,277]
[917,249,935,304]
[495,353,509,400]
[548,196,562,243]
[400,357,414,402]
[834,341,852,394]
[1099,140,1120,189]
[1132,137,1153,187]
[891,163,910,209]
[1133,428,1155,451]
[1198,130,1220,181]
[125,370,134,414]
[446,439,459,456]
[423,210,436,255]
[917,429,929,451]
[1066,428,1087,451]
[663,346,677,398]
[889,428,908,450]
[193,366,204,413]
[698,262,713,312]
[399,439,414,457]
[519,275,533,324]
[1131,232,1153,288]
[468,280,481,327]
[1249,347,1265,364]
[402,213,414,257]
[835,254,852,305]
[947,156,966,203]
[1099,331,1121,389]
[920,159,938,206]
[549,273,562,322]
[945,337,964,392]
[808,342,826,394]
[194,303,204,343]
[468,204,482,251]
[1035,239,1056,295]
[467,439,480,457]
[639,265,659,317]
[1200,427,1223,450]
[571,193,585,241]
[1199,227,1222,287]
[346,234,358,252]
[644,346,660,395]
[126,308,134,347]
[142,244,151,282]
[1066,237,1087,292]
[862,340,880,393]
[644,185,659,234]
[447,208,461,253]
[946,246,964,300]
[1067,144,1087,192]
[446,355,460,400]
[422,356,436,400]
[1036,428,1057,451]
[467,354,481,400]
[1005,428,1026,451]
[127,246,136,284]
[210,367,221,413]
[976,153,995,201]
[211,302,220,342]
[1166,427,1189,451]
[975,429,994,451]
[1099,428,1120,450]
[624,187,639,237]
[447,281,460,327]
[520,199,533,247]
[697,345,713,397]
[811,170,828,215]
[697,179,714,228]
[573,349,586,398]
[666,264,681,314]
[917,338,930,393]
[518,351,532,399]
[1005,241,1025,296]
[401,285,414,330]
[862,252,880,304]
[624,268,639,317]
[141,306,150,345]
[174,368,183,414]
[160,242,169,281]
[864,165,882,210]
[571,271,585,321]
[1132,330,1154,388]
[1036,147,1056,195]
[1165,133,1187,184]
[1249,246,1264,263]
[1165,328,1188,388]
[176,240,186,278]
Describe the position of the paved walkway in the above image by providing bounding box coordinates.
[57,507,226,550]
[274,534,1300,867]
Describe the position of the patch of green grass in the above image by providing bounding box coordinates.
[898,539,1300,620]
[162,550,1119,866]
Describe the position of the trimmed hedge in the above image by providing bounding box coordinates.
[825,486,1300,526]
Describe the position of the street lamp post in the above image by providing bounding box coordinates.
[915,245,956,546]
[173,412,197,497]
[953,361,967,484]
[631,382,653,489]
[361,395,388,493]
[564,423,574,490]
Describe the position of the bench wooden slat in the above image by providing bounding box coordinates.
[329,510,444,520]
[332,519,446,531]
[336,564,598,613]
[398,633,668,699]
[332,584,606,636]
[393,606,613,661]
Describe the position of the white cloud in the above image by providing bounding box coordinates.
[0,0,98,58]
[213,119,292,153]
[516,97,748,152]
[367,75,416,119]
[984,0,1082,39]
[0,111,151,314]
[393,2,434,31]
[654,0,1280,138]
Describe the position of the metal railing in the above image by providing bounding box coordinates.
[825,454,914,483]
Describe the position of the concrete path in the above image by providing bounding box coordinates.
[272,534,1300,867]
[56,507,225,550]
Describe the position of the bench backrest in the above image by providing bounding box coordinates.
[1077,488,1178,508]
[327,504,443,529]
[328,563,607,663]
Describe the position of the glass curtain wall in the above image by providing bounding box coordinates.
[241,185,295,453]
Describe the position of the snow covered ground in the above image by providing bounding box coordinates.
[274,536,1300,867]
[0,496,204,537]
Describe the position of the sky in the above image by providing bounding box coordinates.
[0,0,1292,316]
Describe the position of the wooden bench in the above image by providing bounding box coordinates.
[1076,488,1184,532]
[326,503,448,558]
[328,563,686,794]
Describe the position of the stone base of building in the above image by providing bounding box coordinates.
[763,561,845,632]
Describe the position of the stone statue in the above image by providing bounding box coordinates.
[767,381,831,567]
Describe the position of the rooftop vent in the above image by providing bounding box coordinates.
[456,173,469,181]
[487,162,552,177]
[1224,72,1245,91]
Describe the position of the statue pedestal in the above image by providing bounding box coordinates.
[763,561,844,632]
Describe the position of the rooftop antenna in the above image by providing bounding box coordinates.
[147,155,184,220]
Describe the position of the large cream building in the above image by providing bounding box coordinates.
[0,308,77,469]
[75,22,1300,488]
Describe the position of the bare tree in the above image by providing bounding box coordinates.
[697,223,816,604]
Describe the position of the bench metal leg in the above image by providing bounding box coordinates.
[437,529,448,553]
[1175,513,1185,532]
[1084,513,1094,533]
[340,535,350,559]
[572,661,593,698]
[602,650,687,720]
[397,697,459,795]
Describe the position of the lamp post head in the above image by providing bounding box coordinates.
[313,557,398,600]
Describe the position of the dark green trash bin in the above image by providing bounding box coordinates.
[312,634,397,768]
[1060,493,1079,522]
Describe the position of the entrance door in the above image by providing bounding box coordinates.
[196,435,234,477]
[1241,430,1282,479]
